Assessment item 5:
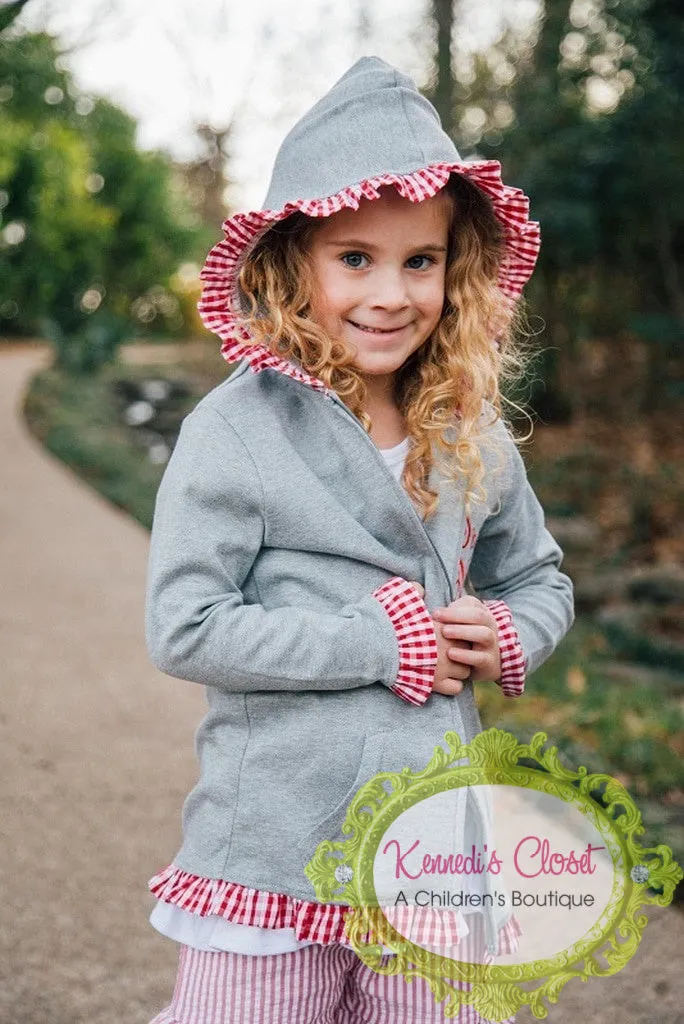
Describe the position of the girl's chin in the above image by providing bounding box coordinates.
[351,356,410,380]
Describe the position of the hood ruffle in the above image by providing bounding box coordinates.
[198,56,539,388]
[198,161,540,390]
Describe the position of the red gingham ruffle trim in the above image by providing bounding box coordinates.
[198,161,540,383]
[149,864,352,945]
[371,576,437,705]
[149,864,521,957]
[483,599,527,697]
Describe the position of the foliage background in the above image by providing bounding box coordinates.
[0,19,214,371]
[2,0,683,887]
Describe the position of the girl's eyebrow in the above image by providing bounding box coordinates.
[323,238,447,253]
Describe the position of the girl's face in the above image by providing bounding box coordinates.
[307,188,451,386]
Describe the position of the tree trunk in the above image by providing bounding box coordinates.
[532,0,571,87]
[431,0,456,137]
[654,203,684,326]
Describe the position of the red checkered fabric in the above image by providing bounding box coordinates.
[150,865,351,945]
[198,161,540,380]
[149,864,521,960]
[482,599,526,697]
[384,904,522,961]
[371,576,438,705]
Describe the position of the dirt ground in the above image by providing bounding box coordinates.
[1,344,682,1024]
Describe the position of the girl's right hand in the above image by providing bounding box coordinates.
[406,581,470,696]
[432,627,472,695]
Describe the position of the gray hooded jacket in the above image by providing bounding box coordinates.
[145,58,574,909]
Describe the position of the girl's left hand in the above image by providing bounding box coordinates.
[431,596,501,684]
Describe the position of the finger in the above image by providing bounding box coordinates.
[441,660,473,680]
[433,604,492,626]
[449,596,483,611]
[433,596,481,616]
[441,624,493,644]
[408,581,425,598]
[442,637,472,651]
[442,677,467,695]
[446,647,490,669]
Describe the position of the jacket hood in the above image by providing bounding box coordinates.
[198,56,540,391]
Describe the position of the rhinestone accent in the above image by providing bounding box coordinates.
[630,864,650,884]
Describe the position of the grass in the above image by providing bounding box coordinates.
[23,359,197,529]
[523,416,684,566]
[23,349,684,891]
[476,617,684,877]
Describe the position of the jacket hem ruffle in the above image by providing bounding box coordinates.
[149,864,522,957]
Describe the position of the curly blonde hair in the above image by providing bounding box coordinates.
[237,174,527,520]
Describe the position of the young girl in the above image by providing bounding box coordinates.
[145,56,573,1024]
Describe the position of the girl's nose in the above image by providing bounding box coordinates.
[369,266,410,309]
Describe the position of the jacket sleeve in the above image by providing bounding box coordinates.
[467,423,574,675]
[145,405,437,697]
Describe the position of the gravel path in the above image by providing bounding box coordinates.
[1,344,682,1023]
[1,347,205,1023]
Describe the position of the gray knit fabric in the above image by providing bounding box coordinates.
[263,57,461,209]
[146,365,573,900]
[145,58,574,921]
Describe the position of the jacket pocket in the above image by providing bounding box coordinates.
[296,732,386,856]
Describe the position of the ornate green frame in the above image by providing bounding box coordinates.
[304,728,682,1021]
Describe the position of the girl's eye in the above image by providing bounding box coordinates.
[406,254,435,270]
[341,252,369,269]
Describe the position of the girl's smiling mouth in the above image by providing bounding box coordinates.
[347,320,411,335]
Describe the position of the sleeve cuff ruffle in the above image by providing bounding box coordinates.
[483,599,527,697]
[372,576,437,706]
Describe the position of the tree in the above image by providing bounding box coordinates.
[0,29,209,371]
[0,0,29,34]
[471,0,684,418]
[429,0,457,138]
[182,123,235,230]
